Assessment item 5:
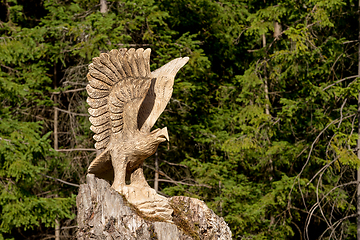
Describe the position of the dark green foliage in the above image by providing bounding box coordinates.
[1,0,359,239]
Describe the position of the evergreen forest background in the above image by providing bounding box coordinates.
[1,0,360,239]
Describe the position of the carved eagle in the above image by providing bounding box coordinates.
[86,48,188,192]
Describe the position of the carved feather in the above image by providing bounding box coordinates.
[94,136,110,150]
[87,48,188,179]
[110,113,122,120]
[93,129,111,142]
[87,97,107,109]
[109,103,123,114]
[121,50,133,77]
[135,48,146,77]
[87,150,113,181]
[90,123,111,134]
[86,48,153,151]
[88,105,108,117]
[89,113,109,126]
[112,125,123,133]
[110,50,127,78]
[111,120,123,127]
[86,84,109,99]
[92,57,118,83]
[88,77,112,90]
[138,56,189,132]
[89,69,114,86]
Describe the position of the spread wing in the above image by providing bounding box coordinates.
[138,57,189,133]
[87,48,152,150]
[87,48,152,177]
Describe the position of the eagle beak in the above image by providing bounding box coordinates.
[156,127,169,142]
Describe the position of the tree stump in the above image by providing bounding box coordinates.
[77,174,232,239]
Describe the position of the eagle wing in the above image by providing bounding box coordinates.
[138,57,189,133]
[87,48,152,178]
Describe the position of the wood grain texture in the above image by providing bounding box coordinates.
[138,57,189,132]
[86,48,152,151]
[86,48,188,222]
[77,174,232,239]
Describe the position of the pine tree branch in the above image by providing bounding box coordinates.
[117,43,153,47]
[160,159,188,168]
[148,178,211,188]
[0,63,20,73]
[300,114,355,186]
[73,4,100,19]
[52,88,86,94]
[0,137,11,143]
[316,214,358,240]
[144,164,211,188]
[40,174,79,187]
[322,75,359,91]
[288,114,355,215]
[54,107,88,116]
[54,148,97,152]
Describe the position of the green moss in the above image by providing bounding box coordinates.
[169,199,200,240]
[147,225,158,240]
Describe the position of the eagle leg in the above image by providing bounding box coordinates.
[111,156,127,193]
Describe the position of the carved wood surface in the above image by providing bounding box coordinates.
[77,174,232,240]
[85,48,189,222]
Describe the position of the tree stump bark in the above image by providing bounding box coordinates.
[77,174,232,239]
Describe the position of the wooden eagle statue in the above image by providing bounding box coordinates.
[86,48,188,218]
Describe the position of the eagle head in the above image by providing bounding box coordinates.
[151,127,169,143]
[131,127,169,161]
[143,127,169,155]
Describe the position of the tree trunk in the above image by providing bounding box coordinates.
[77,174,232,239]
[273,21,281,39]
[262,33,275,228]
[55,218,60,240]
[262,34,270,116]
[54,62,58,151]
[53,63,60,240]
[100,0,107,14]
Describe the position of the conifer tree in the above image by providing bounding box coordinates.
[1,0,360,239]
